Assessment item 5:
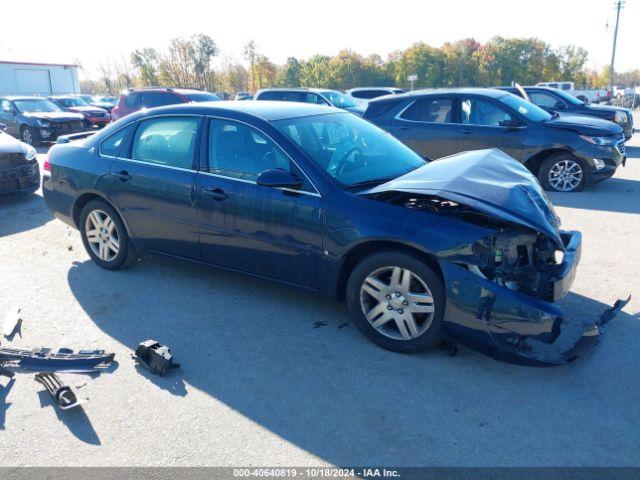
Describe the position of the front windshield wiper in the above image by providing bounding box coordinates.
[345,176,397,190]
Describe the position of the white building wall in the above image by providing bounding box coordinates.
[0,63,80,95]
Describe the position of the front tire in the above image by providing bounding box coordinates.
[346,251,445,353]
[538,153,586,192]
[79,200,137,270]
[21,126,41,147]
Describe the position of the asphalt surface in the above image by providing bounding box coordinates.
[0,120,639,467]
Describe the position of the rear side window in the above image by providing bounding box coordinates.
[162,93,184,106]
[100,124,134,157]
[140,93,164,108]
[131,117,199,169]
[123,93,140,108]
[257,91,285,101]
[352,90,386,99]
[400,98,453,123]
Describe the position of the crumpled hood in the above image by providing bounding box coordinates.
[24,111,85,122]
[367,149,565,249]
[0,131,30,155]
[544,113,623,136]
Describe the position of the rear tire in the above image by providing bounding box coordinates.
[538,152,586,192]
[346,251,445,353]
[79,200,137,270]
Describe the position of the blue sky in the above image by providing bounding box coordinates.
[1,0,637,77]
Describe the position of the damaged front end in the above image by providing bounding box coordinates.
[366,149,629,365]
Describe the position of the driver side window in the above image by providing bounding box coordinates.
[460,97,513,127]
[529,92,564,109]
[208,120,313,190]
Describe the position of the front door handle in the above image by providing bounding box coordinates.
[459,129,472,135]
[398,125,412,131]
[204,187,228,201]
[112,170,131,182]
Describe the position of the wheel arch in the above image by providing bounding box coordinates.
[334,240,444,301]
[524,148,576,176]
[72,191,132,237]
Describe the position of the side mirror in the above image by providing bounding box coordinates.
[500,119,524,129]
[256,168,303,190]
[0,123,6,131]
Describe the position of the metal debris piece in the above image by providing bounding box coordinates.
[0,343,115,372]
[35,372,86,410]
[3,307,21,338]
[133,340,179,376]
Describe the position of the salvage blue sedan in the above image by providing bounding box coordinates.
[42,101,627,365]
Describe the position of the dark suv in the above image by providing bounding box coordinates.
[0,96,86,147]
[363,88,625,192]
[111,88,220,121]
[498,86,634,140]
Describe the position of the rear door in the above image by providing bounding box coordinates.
[456,95,524,161]
[105,115,203,258]
[391,96,456,159]
[197,117,323,288]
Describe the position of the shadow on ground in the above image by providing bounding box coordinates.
[37,390,101,445]
[0,193,53,237]
[548,177,640,213]
[66,256,640,466]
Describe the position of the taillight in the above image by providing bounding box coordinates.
[43,149,52,172]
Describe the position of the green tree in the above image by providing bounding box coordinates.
[275,57,301,87]
[130,48,159,86]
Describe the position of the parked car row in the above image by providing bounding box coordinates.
[40,100,629,365]
[363,88,627,192]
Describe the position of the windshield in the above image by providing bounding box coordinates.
[499,93,552,122]
[59,97,90,107]
[14,99,63,113]
[320,90,358,108]
[275,112,425,188]
[185,92,220,102]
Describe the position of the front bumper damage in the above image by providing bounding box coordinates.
[439,252,630,365]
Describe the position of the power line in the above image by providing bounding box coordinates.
[608,0,624,93]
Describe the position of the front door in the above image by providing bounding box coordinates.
[0,100,20,136]
[105,115,202,259]
[197,118,323,289]
[457,96,524,161]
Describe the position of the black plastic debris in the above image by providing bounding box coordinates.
[35,372,86,410]
[0,343,115,372]
[133,340,179,376]
[0,364,14,379]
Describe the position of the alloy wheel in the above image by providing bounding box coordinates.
[359,266,435,341]
[548,159,583,192]
[85,209,119,262]
[22,129,33,145]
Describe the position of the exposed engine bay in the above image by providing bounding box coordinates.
[371,191,566,302]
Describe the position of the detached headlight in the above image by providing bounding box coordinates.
[36,119,51,128]
[25,146,37,161]
[614,111,628,124]
[579,135,618,146]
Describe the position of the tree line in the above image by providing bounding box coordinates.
[79,34,640,95]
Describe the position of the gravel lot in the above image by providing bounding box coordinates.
[0,120,639,467]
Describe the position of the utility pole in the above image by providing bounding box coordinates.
[608,0,624,93]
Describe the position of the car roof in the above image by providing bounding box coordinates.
[2,96,52,101]
[370,87,509,103]
[347,87,401,92]
[123,88,205,95]
[127,100,341,122]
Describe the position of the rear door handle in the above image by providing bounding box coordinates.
[112,170,131,182]
[459,129,472,135]
[204,187,228,201]
[398,125,412,131]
